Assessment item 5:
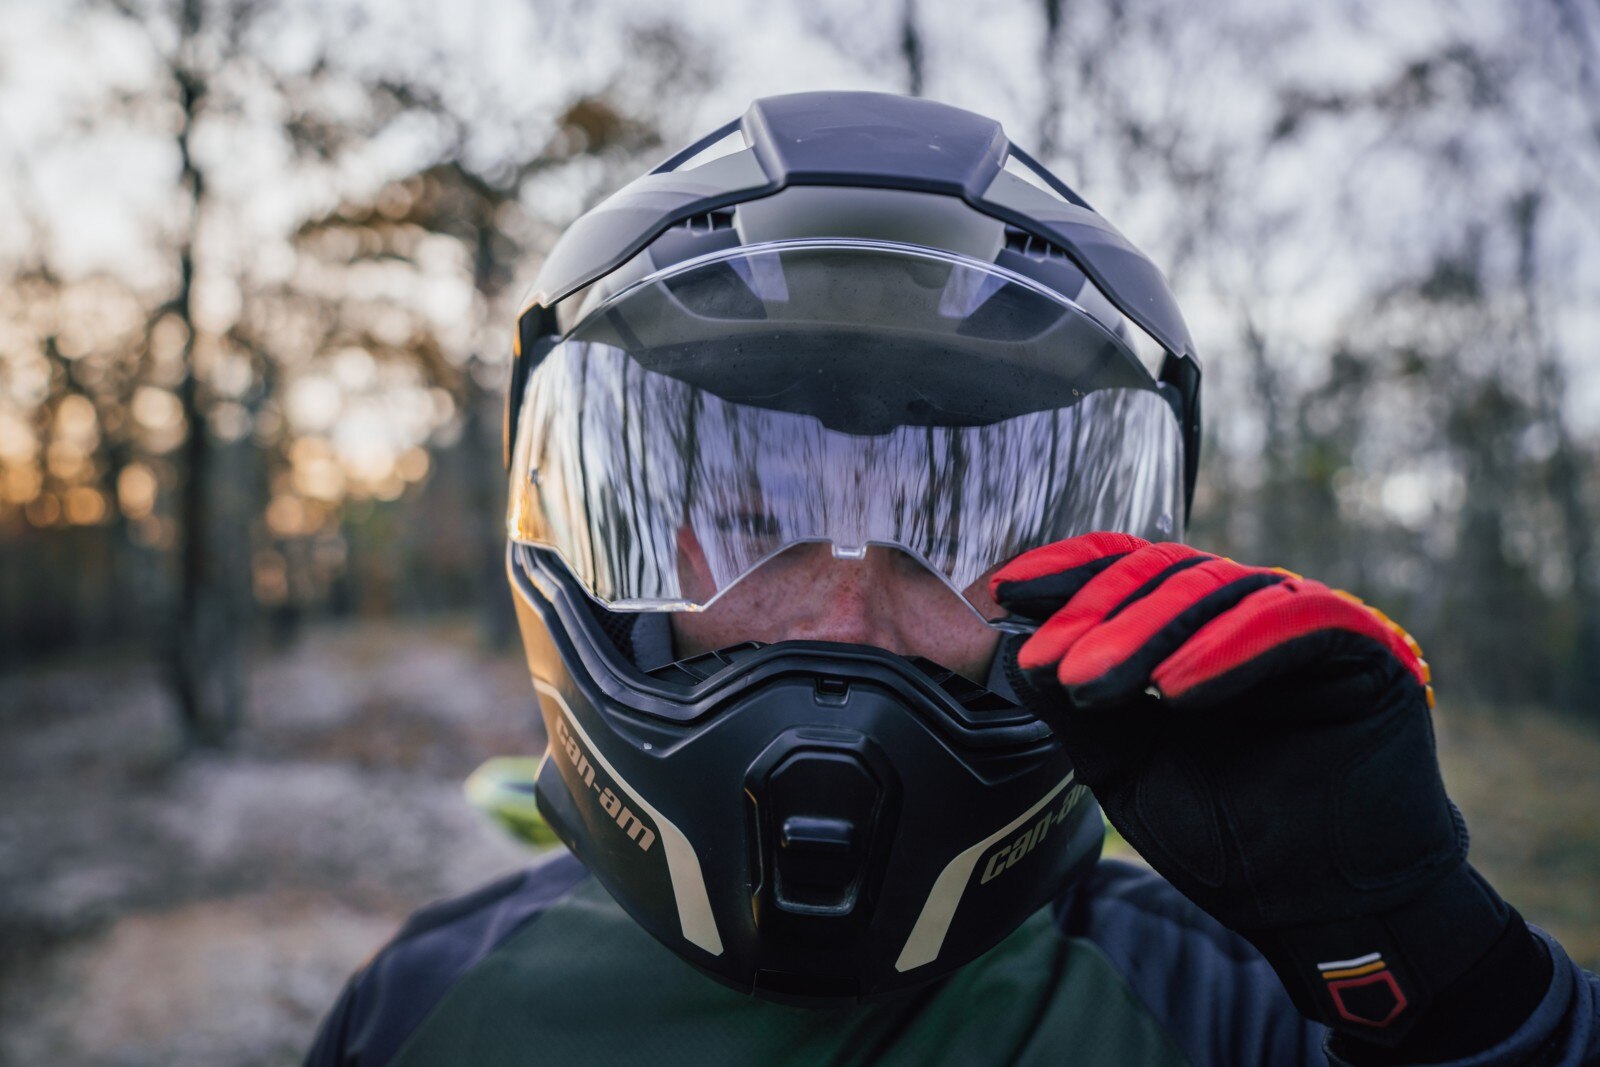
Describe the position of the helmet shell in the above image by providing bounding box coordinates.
[503,91,1197,1003]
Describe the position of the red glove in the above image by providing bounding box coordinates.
[999,533,1431,710]
[991,533,1549,1056]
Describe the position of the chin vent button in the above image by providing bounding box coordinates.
[781,815,855,853]
[766,752,880,917]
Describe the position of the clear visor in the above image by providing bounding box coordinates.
[509,241,1185,619]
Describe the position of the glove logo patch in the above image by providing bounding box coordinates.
[1318,952,1408,1028]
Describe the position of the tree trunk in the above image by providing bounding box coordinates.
[168,0,244,748]
[899,0,924,97]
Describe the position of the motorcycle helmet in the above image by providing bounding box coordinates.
[502,91,1200,1003]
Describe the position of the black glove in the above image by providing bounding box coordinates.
[992,533,1550,1056]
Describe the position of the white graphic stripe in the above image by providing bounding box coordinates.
[533,679,724,957]
[894,773,1080,973]
[1318,952,1383,972]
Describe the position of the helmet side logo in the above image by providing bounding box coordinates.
[978,786,1084,885]
[553,714,657,853]
[895,775,1082,973]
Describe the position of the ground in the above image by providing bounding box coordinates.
[1,618,1596,1066]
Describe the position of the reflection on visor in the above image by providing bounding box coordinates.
[511,241,1185,616]
[510,338,1183,614]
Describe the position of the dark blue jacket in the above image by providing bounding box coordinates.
[306,851,1598,1065]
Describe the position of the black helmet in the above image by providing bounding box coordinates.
[502,91,1200,1003]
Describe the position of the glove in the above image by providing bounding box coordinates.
[992,533,1550,1055]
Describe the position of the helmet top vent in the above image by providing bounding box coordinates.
[678,210,735,234]
[1003,227,1073,263]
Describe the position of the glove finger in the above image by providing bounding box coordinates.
[1058,556,1290,707]
[990,531,1151,621]
[1151,580,1433,711]
[1015,541,1212,679]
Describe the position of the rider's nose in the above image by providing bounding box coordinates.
[785,548,894,645]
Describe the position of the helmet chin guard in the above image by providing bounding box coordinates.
[510,544,1103,1004]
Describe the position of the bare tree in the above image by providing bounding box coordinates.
[900,0,925,97]
[60,0,467,743]
[289,22,713,646]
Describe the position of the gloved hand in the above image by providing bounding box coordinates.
[991,533,1550,1056]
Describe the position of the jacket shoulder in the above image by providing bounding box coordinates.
[1058,859,1327,1067]
[303,851,590,1067]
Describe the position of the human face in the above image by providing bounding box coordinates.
[670,532,1003,683]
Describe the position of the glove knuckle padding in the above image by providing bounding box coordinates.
[1153,584,1428,705]
[1061,567,1286,703]
[992,558,1121,621]
[990,531,1152,619]
[1016,543,1210,679]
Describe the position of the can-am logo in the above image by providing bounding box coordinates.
[979,785,1085,885]
[552,715,656,853]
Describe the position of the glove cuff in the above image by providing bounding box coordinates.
[1328,908,1551,1064]
[1247,864,1533,1047]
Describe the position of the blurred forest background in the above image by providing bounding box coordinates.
[1,0,1598,1063]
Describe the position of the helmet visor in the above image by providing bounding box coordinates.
[509,241,1184,618]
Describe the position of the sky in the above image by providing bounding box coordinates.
[2,0,1597,499]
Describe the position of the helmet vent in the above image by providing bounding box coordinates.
[678,210,735,234]
[647,642,767,685]
[906,657,1025,719]
[1004,227,1073,263]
